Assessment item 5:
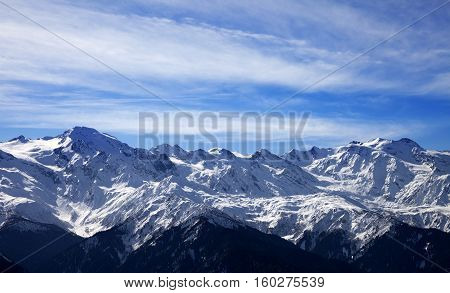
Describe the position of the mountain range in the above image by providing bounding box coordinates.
[0,127,449,272]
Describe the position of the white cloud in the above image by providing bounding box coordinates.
[0,0,447,150]
[0,0,402,98]
[1,0,448,102]
[420,73,450,96]
[0,94,421,149]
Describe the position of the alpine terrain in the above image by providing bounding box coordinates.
[0,127,449,272]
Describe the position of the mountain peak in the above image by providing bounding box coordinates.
[151,144,188,158]
[349,140,362,145]
[362,137,423,150]
[8,135,29,143]
[251,149,280,160]
[384,138,424,154]
[59,126,126,154]
[359,137,424,164]
[283,149,313,165]
[397,138,422,148]
[287,148,303,156]
[361,138,391,148]
[61,126,121,143]
[208,147,235,158]
[63,126,104,139]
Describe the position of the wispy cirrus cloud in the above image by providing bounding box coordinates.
[0,2,373,93]
[1,0,434,99]
[0,94,423,151]
[0,0,449,149]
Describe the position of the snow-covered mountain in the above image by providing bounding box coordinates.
[0,127,449,271]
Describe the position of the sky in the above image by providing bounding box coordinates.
[0,0,449,153]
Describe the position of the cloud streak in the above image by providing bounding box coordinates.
[0,0,448,150]
[0,0,414,97]
[0,94,422,150]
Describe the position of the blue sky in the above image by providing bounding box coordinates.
[0,0,449,152]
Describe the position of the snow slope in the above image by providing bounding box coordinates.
[0,127,449,254]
